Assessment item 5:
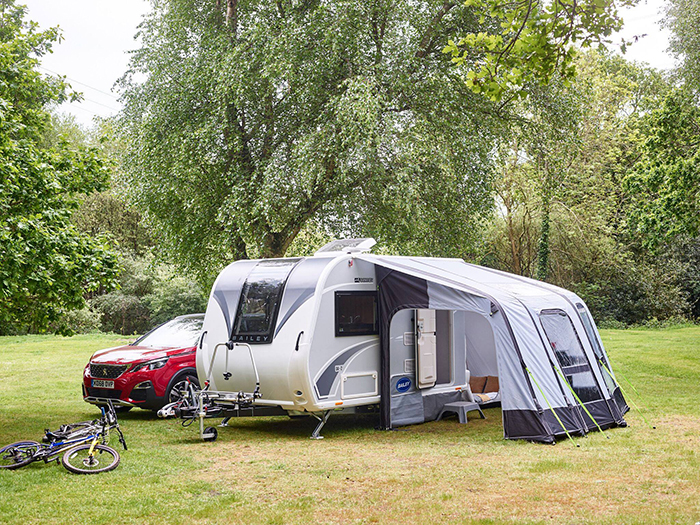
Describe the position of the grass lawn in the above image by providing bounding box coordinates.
[0,328,699,524]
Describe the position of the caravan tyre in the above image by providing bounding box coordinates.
[203,427,218,442]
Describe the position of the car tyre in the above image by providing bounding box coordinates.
[167,374,200,405]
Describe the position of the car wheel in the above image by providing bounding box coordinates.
[167,374,200,404]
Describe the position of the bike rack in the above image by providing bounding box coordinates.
[198,341,263,440]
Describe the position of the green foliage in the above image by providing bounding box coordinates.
[142,266,209,326]
[118,0,501,284]
[90,254,207,335]
[625,89,700,249]
[73,191,153,255]
[484,50,691,324]
[443,0,637,101]
[55,305,102,334]
[664,0,700,91]
[0,0,119,335]
[91,291,152,335]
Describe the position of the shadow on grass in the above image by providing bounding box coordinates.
[192,408,507,443]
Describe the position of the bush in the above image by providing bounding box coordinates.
[89,254,208,335]
[143,275,208,326]
[91,292,151,335]
[60,307,101,334]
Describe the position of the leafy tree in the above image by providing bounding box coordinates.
[487,77,583,281]
[117,0,513,284]
[73,192,153,255]
[90,254,207,335]
[664,0,700,91]
[484,50,688,324]
[0,1,119,334]
[443,0,637,101]
[625,89,700,249]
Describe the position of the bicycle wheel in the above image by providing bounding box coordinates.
[0,441,40,470]
[61,444,120,474]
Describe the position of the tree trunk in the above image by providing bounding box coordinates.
[536,195,550,281]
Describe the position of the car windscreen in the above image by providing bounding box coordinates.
[134,316,204,348]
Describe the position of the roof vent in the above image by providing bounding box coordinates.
[314,238,377,257]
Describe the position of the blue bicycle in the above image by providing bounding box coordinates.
[0,401,127,474]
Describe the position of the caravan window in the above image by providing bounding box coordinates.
[540,310,602,403]
[335,291,378,336]
[232,259,299,344]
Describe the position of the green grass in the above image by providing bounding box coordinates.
[1,328,700,524]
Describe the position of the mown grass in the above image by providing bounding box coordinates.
[0,328,699,524]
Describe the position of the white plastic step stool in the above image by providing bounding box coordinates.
[437,401,486,424]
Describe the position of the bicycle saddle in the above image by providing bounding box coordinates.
[43,430,65,442]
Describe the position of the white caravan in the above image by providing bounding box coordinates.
[193,239,628,442]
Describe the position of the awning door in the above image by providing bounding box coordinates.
[416,309,437,389]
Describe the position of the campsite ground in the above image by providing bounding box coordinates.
[0,327,698,524]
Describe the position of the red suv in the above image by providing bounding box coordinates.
[82,314,203,411]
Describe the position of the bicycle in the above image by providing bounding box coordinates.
[0,400,128,474]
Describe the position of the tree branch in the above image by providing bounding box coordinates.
[415,1,456,58]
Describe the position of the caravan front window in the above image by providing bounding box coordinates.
[232,259,299,344]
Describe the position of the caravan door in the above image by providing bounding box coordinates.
[415,309,437,389]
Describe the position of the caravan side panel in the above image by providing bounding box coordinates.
[307,258,380,410]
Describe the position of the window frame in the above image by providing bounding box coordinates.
[334,290,379,337]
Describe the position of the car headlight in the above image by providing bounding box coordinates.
[131,357,169,373]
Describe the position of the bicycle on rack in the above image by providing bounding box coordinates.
[0,400,128,474]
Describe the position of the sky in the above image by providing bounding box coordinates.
[22,0,675,127]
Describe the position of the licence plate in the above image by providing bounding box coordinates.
[92,379,114,389]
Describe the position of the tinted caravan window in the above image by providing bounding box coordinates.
[232,259,299,344]
[540,310,602,403]
[335,291,378,336]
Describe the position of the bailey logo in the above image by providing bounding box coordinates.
[396,376,412,393]
[232,334,271,343]
[354,277,373,283]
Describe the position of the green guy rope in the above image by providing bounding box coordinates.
[526,367,578,447]
[599,360,655,430]
[553,366,608,438]
[614,366,643,399]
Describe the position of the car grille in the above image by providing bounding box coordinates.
[89,363,128,379]
[86,388,123,399]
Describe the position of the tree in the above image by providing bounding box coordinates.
[625,89,700,249]
[487,77,583,281]
[117,0,514,284]
[664,0,700,91]
[443,0,637,101]
[484,50,689,324]
[0,1,119,334]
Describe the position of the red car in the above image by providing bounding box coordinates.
[82,314,204,411]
